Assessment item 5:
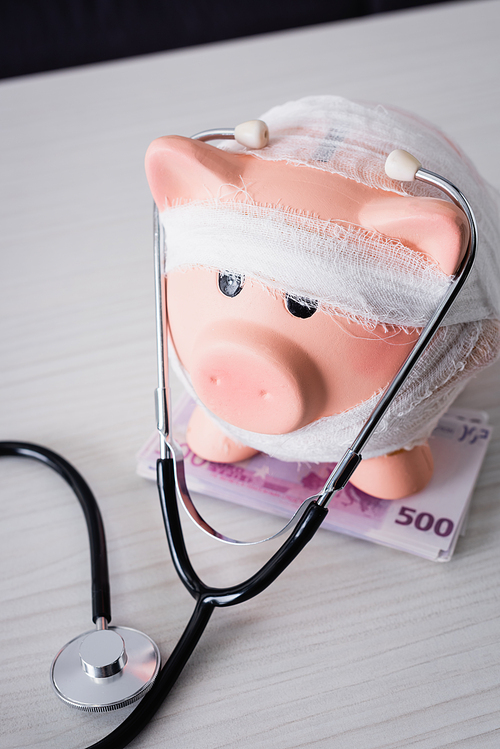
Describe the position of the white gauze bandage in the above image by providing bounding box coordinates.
[162,96,500,462]
[164,201,452,329]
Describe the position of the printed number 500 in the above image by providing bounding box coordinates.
[394,506,454,537]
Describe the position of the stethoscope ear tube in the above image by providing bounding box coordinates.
[154,200,319,545]
[317,164,478,507]
[156,132,478,540]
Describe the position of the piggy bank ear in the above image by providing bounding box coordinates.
[145,136,243,210]
[359,196,469,275]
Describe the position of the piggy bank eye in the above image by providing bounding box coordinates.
[218,272,245,298]
[285,295,318,319]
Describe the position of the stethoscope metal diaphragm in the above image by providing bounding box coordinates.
[50,625,161,712]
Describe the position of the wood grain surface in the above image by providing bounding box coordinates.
[1,1,499,747]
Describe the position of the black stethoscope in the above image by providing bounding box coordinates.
[0,121,477,748]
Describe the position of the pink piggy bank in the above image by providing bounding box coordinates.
[145,97,500,500]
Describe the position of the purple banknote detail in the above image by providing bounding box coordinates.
[167,396,392,530]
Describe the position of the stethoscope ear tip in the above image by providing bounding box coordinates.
[385,149,421,181]
[234,119,269,149]
[50,625,161,712]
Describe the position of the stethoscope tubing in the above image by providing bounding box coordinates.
[0,127,480,747]
[0,441,111,624]
[156,456,328,608]
[83,599,215,748]
[81,458,327,748]
[0,440,327,749]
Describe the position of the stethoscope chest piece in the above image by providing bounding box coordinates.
[50,625,161,712]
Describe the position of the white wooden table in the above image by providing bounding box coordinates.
[1,1,500,747]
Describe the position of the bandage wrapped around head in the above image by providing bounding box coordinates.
[162,96,500,462]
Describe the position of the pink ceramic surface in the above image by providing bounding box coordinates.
[145,136,467,499]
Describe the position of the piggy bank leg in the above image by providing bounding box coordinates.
[187,405,259,463]
[348,444,434,500]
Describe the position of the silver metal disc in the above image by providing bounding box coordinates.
[50,626,161,712]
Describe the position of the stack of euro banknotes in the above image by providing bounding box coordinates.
[137,395,491,561]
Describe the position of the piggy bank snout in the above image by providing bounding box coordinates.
[190,323,325,435]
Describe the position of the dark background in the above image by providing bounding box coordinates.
[1,0,453,79]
